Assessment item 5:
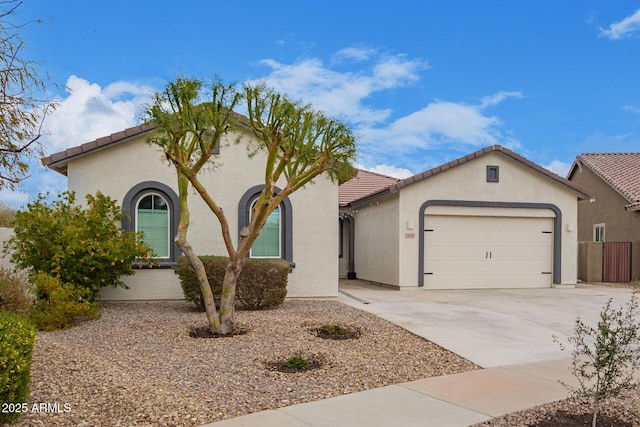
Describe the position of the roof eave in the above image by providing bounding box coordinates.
[43,123,158,175]
[625,201,640,211]
[348,145,592,206]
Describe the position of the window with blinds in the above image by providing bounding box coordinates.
[137,194,170,258]
[251,205,280,258]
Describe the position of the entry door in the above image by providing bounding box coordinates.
[423,215,554,289]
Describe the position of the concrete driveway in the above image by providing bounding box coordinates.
[338,280,636,368]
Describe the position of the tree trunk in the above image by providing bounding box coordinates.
[218,258,244,335]
[592,396,599,427]
[177,235,221,333]
[174,171,221,334]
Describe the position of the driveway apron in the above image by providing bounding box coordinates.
[338,280,635,368]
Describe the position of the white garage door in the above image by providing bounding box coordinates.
[423,215,553,289]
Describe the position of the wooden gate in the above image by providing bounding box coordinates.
[603,242,632,282]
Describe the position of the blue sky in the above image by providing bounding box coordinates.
[4,1,640,207]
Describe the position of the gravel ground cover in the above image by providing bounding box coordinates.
[11,300,478,426]
[473,387,640,426]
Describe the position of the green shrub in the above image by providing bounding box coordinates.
[177,256,289,310]
[0,312,37,423]
[283,356,308,370]
[0,267,32,314]
[29,273,101,331]
[4,191,155,301]
[556,291,640,427]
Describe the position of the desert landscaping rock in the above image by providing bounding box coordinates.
[13,300,478,426]
[474,387,639,427]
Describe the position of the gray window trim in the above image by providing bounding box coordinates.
[418,200,562,286]
[122,181,181,266]
[238,185,294,268]
[486,165,499,182]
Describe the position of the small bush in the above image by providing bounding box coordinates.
[267,352,325,373]
[556,291,640,427]
[0,312,37,423]
[177,256,289,310]
[315,324,362,340]
[0,267,32,314]
[283,356,308,370]
[4,191,155,301]
[29,273,101,331]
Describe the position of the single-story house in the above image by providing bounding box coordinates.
[44,122,339,300]
[339,145,591,289]
[567,153,640,281]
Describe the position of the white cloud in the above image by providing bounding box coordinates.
[599,8,640,39]
[332,47,377,62]
[623,104,640,114]
[0,188,30,209]
[42,76,152,153]
[480,91,522,109]
[543,160,572,178]
[253,51,427,125]
[253,51,518,167]
[361,94,518,155]
[358,164,414,179]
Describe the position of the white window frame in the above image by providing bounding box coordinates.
[135,192,171,259]
[249,199,282,258]
[593,223,605,242]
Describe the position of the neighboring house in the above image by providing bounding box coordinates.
[44,122,339,300]
[567,153,640,281]
[339,145,590,289]
[339,169,399,278]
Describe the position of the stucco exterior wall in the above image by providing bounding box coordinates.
[355,152,580,288]
[351,194,400,286]
[577,241,603,282]
[569,166,640,242]
[65,131,338,300]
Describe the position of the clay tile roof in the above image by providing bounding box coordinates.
[338,169,399,206]
[574,153,640,209]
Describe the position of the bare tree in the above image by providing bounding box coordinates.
[0,0,55,189]
[146,77,356,335]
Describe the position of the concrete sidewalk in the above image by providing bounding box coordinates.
[206,358,576,427]
[202,282,635,426]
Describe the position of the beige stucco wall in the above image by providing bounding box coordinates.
[569,166,640,242]
[66,131,338,300]
[577,241,603,282]
[349,193,400,285]
[351,152,581,288]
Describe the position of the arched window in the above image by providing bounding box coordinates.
[239,185,293,267]
[136,193,170,258]
[122,181,180,266]
[250,202,281,258]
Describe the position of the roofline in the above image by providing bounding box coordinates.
[348,145,592,208]
[44,122,158,176]
[570,153,639,205]
[352,167,400,181]
[625,201,640,211]
[43,108,255,176]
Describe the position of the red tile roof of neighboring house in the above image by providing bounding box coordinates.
[338,169,399,206]
[343,145,591,207]
[571,153,640,210]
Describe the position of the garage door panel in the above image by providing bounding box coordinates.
[424,215,553,289]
